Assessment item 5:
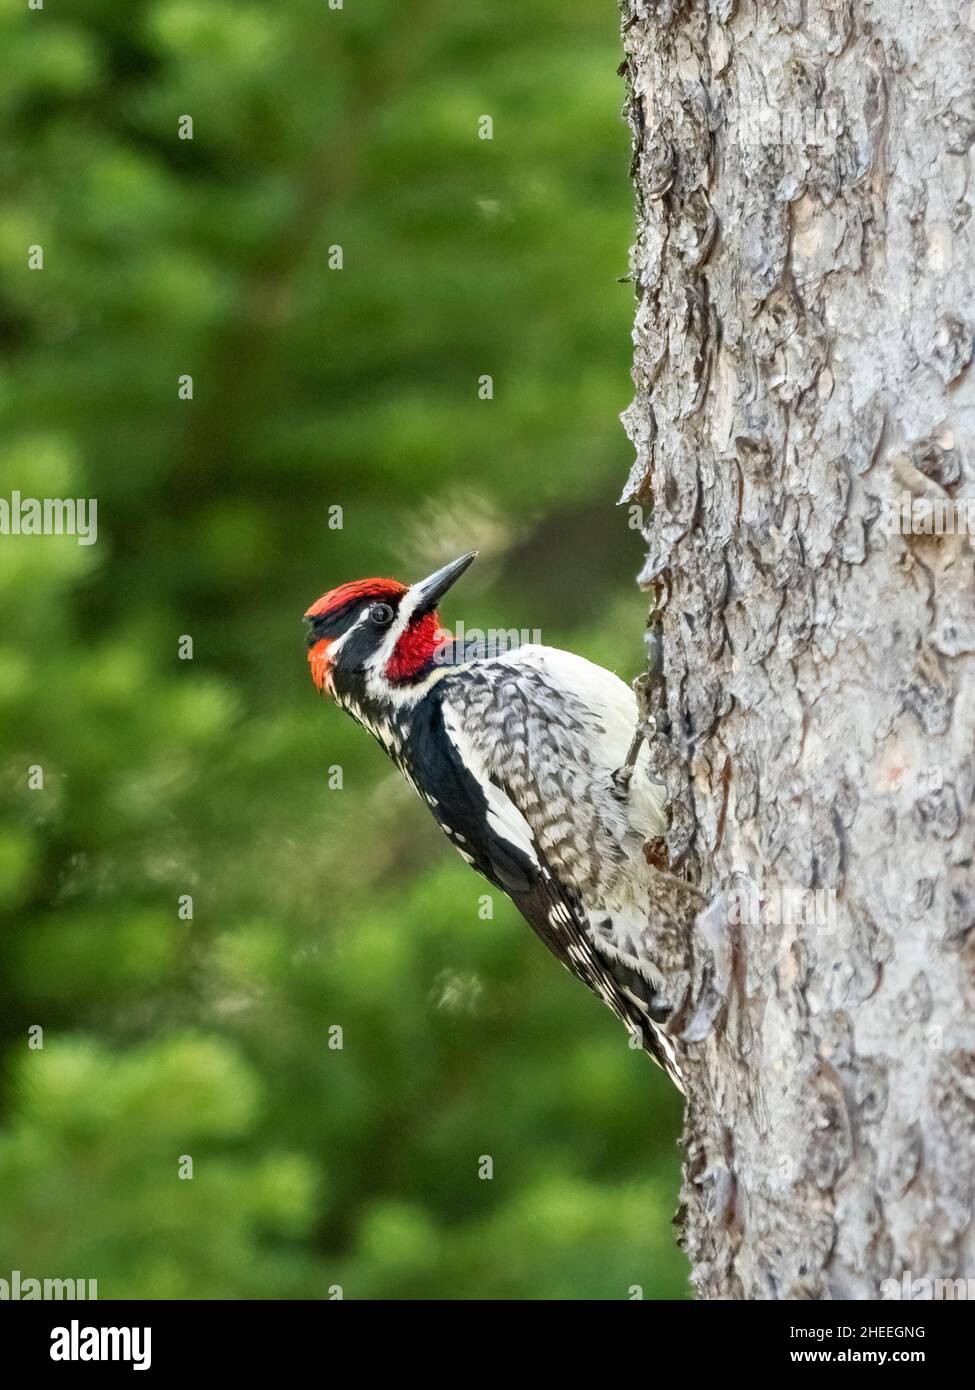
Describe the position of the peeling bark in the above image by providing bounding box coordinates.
[620,0,975,1299]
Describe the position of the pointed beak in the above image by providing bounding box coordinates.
[409,550,478,614]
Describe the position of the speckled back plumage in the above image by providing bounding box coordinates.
[395,644,686,1083]
[440,645,666,905]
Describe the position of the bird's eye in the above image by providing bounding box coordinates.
[369,603,395,627]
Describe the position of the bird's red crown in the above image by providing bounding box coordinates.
[304,577,407,620]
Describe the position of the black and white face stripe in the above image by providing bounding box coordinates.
[305,576,442,674]
[306,594,401,648]
[308,587,461,712]
[306,598,405,691]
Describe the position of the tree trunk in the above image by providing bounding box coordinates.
[620,1,975,1299]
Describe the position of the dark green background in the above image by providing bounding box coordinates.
[0,0,687,1298]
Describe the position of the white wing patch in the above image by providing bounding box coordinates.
[441,703,540,869]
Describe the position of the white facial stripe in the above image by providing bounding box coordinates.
[329,588,447,707]
[364,581,426,675]
[325,599,433,707]
[327,606,372,662]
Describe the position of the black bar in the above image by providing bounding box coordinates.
[1,1297,966,1374]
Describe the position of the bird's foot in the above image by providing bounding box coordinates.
[611,673,660,801]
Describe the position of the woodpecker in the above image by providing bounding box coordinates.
[305,551,690,1087]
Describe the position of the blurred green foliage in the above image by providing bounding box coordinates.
[0,0,687,1298]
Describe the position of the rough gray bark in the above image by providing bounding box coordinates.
[619,1,975,1299]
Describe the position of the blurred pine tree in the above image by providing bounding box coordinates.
[0,0,687,1298]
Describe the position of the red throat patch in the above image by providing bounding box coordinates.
[385,611,448,682]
